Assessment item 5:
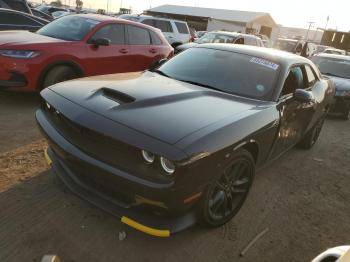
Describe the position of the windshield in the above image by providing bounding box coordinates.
[275,40,297,52]
[37,16,100,41]
[157,48,280,100]
[35,5,49,12]
[197,33,237,44]
[311,56,350,79]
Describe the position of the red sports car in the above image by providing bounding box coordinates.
[0,14,173,92]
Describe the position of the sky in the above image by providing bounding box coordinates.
[48,0,350,31]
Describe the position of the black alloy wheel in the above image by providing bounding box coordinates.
[200,149,255,227]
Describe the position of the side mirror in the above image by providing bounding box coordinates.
[294,89,313,102]
[149,58,167,71]
[92,38,110,47]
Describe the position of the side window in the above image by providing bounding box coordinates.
[149,30,162,45]
[142,19,155,27]
[304,65,317,87]
[154,19,173,33]
[281,66,305,96]
[127,25,151,45]
[0,13,13,24]
[0,13,38,26]
[90,24,125,44]
[234,38,244,45]
[175,22,189,34]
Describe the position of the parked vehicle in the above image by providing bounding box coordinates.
[175,31,264,53]
[196,30,207,38]
[311,53,350,119]
[0,14,173,92]
[323,48,346,55]
[312,246,350,262]
[274,38,315,57]
[119,14,191,48]
[37,44,334,236]
[31,7,53,21]
[35,4,67,16]
[51,10,71,19]
[0,8,49,31]
[315,44,330,55]
[0,0,31,14]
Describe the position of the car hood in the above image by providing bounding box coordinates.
[0,31,63,46]
[327,76,350,91]
[47,71,263,145]
[176,42,199,51]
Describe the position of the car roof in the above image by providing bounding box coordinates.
[208,31,259,39]
[314,53,350,60]
[197,43,310,66]
[123,14,188,23]
[71,13,119,22]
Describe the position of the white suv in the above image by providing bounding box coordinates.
[119,15,191,47]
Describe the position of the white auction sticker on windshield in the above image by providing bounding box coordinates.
[250,57,279,70]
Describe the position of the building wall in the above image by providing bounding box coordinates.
[278,26,323,42]
[321,31,350,51]
[207,19,246,32]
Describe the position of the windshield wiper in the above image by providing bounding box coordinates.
[175,79,224,92]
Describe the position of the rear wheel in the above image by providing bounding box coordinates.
[298,118,324,149]
[42,66,78,89]
[199,149,255,227]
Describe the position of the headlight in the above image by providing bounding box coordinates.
[336,90,350,97]
[0,50,40,58]
[160,157,175,174]
[141,150,155,164]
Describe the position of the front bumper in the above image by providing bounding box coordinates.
[36,110,198,236]
[0,57,39,91]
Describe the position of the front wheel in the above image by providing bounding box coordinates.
[198,149,255,227]
[42,66,78,89]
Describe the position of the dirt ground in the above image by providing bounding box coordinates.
[0,90,350,262]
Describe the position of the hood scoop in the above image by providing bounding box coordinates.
[102,88,135,104]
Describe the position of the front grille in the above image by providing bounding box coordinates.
[41,101,170,183]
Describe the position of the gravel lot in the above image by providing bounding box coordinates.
[0,91,349,262]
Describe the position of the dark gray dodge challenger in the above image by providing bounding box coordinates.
[36,44,334,237]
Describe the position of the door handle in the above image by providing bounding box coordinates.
[119,49,128,54]
[149,49,157,54]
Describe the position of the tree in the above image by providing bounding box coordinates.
[50,0,62,7]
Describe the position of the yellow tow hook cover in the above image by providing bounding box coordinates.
[44,148,52,166]
[121,216,170,237]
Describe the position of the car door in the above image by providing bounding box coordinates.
[85,23,131,75]
[270,65,316,159]
[126,25,159,71]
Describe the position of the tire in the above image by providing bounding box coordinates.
[198,149,255,227]
[341,110,349,120]
[42,66,78,89]
[298,118,324,149]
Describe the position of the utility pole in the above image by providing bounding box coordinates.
[106,0,109,14]
[325,16,329,30]
[305,21,315,41]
